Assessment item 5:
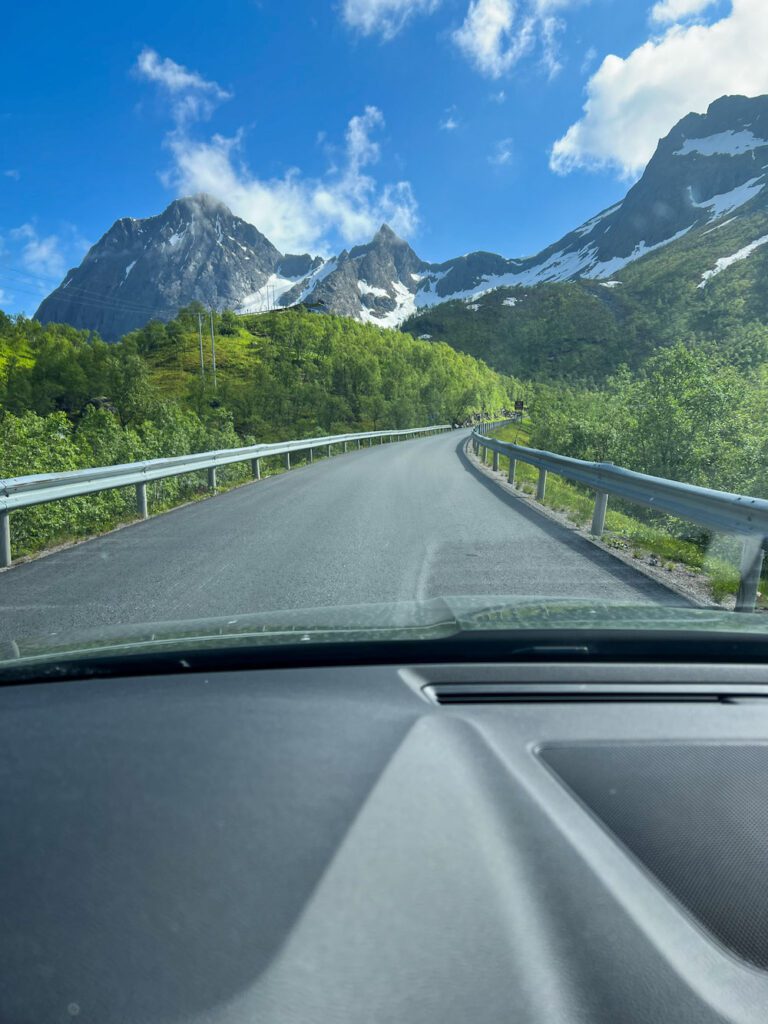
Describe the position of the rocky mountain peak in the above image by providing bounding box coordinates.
[35,196,285,340]
[371,223,402,244]
[34,93,768,338]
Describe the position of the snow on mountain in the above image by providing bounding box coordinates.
[34,95,768,338]
[698,233,768,288]
[35,195,320,340]
[674,130,768,157]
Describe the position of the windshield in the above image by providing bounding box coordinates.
[3,0,768,660]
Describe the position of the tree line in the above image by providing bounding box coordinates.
[0,304,517,554]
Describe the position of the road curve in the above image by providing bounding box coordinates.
[0,430,681,643]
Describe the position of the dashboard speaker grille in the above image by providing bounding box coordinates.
[540,742,768,969]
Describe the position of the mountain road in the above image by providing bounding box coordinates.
[0,430,681,643]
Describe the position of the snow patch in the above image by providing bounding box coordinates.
[237,272,305,312]
[237,257,333,313]
[502,297,518,306]
[359,280,416,327]
[702,217,737,236]
[123,260,136,281]
[675,130,768,158]
[600,280,621,288]
[698,234,768,288]
[418,333,432,339]
[692,176,765,218]
[465,303,481,311]
[167,231,184,248]
[573,203,622,237]
[588,226,693,279]
[358,279,391,299]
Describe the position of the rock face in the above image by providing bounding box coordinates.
[279,225,429,325]
[410,93,768,302]
[36,195,289,341]
[35,94,768,338]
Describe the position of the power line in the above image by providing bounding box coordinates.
[0,265,181,319]
[197,313,206,384]
[0,279,182,322]
[210,309,217,390]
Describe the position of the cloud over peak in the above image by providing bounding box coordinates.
[551,0,768,178]
[136,51,418,253]
[135,48,231,123]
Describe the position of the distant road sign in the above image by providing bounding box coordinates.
[514,399,524,411]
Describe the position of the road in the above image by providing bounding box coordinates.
[0,430,680,643]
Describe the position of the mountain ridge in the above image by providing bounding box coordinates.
[35,93,768,343]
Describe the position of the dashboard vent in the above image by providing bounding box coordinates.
[425,684,722,705]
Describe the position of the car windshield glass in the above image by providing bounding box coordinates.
[3,1,768,660]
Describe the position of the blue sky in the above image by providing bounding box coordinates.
[1,0,760,315]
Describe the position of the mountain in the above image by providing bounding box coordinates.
[35,94,768,351]
[402,94,768,379]
[34,195,321,341]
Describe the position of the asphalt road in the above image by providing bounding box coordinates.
[0,430,680,643]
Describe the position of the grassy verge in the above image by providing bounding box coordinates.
[489,422,747,606]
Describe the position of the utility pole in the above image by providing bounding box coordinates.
[197,313,205,383]
[210,309,217,390]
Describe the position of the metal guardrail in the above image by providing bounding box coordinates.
[473,418,518,436]
[473,428,768,612]
[0,424,452,567]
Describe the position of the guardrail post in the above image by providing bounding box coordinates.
[251,457,261,480]
[135,482,148,520]
[536,468,547,502]
[473,438,479,454]
[284,453,291,470]
[593,491,610,540]
[327,444,332,457]
[309,448,314,464]
[492,451,499,473]
[344,442,348,453]
[1,511,11,568]
[736,536,765,612]
[591,491,609,538]
[590,465,612,538]
[357,439,361,449]
[207,467,217,491]
[508,458,516,486]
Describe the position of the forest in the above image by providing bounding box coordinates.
[0,304,516,554]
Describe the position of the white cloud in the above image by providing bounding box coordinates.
[342,0,440,39]
[452,0,584,78]
[551,0,768,178]
[3,169,20,180]
[9,224,67,279]
[440,105,460,130]
[165,108,418,253]
[340,0,582,76]
[3,223,90,290]
[489,137,514,164]
[651,0,718,24]
[137,51,418,253]
[453,0,535,78]
[135,48,231,123]
[489,89,507,102]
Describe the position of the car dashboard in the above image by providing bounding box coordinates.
[3,653,768,1023]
